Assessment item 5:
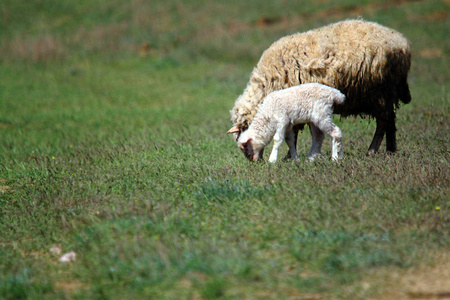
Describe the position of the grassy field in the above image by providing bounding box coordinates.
[1,0,449,299]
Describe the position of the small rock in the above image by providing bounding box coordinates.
[59,251,77,263]
[50,246,62,255]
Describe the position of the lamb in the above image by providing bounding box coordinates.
[237,83,345,163]
[228,19,411,157]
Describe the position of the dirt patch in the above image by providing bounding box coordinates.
[419,48,443,59]
[0,178,11,194]
[1,34,66,62]
[242,0,428,33]
[374,252,450,299]
[424,11,448,22]
[55,280,88,297]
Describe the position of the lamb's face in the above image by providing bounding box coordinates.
[237,135,261,162]
[228,126,262,161]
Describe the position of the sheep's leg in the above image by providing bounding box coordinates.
[315,119,343,161]
[283,124,304,160]
[285,126,299,161]
[368,118,386,155]
[368,104,396,154]
[269,124,288,163]
[307,123,324,161]
[385,107,397,153]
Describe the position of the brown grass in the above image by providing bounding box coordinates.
[0,178,11,194]
[55,280,89,298]
[1,0,435,63]
[369,251,450,299]
[1,34,65,62]
[72,22,130,53]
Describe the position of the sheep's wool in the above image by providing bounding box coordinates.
[230,19,411,130]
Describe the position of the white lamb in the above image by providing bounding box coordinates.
[237,83,345,163]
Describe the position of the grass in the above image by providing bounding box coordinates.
[1,0,449,299]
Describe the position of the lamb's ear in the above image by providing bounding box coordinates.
[241,137,253,148]
[239,135,251,144]
[226,126,241,135]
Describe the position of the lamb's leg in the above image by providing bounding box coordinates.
[269,124,288,163]
[368,117,386,155]
[283,124,304,160]
[285,126,299,161]
[330,126,343,160]
[307,123,324,161]
[316,120,343,161]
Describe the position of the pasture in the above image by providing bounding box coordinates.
[0,0,448,298]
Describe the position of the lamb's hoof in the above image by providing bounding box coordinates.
[332,154,344,162]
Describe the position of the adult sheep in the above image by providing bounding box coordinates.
[227,19,411,157]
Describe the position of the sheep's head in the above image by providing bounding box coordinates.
[226,125,243,141]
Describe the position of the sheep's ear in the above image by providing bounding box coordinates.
[226,126,241,135]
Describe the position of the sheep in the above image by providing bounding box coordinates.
[227,19,411,158]
[237,83,345,163]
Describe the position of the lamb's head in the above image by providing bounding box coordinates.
[236,131,264,162]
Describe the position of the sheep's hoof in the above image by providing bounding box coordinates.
[282,153,299,162]
[307,154,320,162]
[282,153,292,161]
[366,149,377,156]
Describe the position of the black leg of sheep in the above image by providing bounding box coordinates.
[368,101,397,155]
[385,109,397,153]
[283,123,305,160]
[368,120,386,155]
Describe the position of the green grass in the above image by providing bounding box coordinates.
[1,0,449,299]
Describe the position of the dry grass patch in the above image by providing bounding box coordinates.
[369,251,450,299]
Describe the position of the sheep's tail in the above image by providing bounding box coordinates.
[399,81,412,105]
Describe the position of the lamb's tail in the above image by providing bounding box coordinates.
[334,91,346,105]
